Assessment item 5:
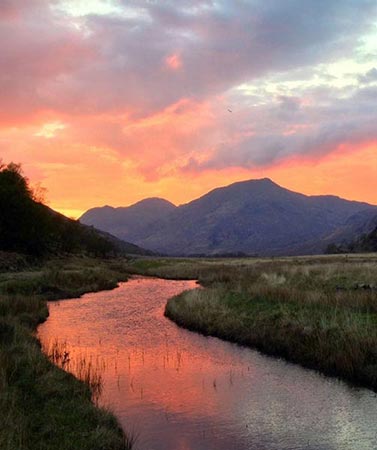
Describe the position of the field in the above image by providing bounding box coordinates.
[0,256,134,450]
[126,254,377,391]
[2,252,376,450]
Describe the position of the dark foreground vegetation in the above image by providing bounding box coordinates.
[0,256,134,450]
[0,163,137,449]
[126,255,377,391]
[0,162,148,258]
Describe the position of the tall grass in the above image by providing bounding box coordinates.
[0,256,134,450]
[44,339,105,404]
[159,254,377,390]
[0,263,128,299]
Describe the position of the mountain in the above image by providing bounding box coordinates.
[80,178,377,256]
[80,198,177,243]
[350,221,377,252]
[0,163,150,257]
[326,213,377,253]
[323,209,377,247]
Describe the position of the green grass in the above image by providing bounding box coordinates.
[3,252,376,448]
[0,256,129,299]
[0,256,133,450]
[153,254,377,390]
[124,257,240,280]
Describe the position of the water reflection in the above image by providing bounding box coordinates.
[38,277,377,450]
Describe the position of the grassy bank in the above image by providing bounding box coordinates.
[127,255,377,391]
[0,256,133,450]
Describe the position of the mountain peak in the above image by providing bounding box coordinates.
[238,177,281,187]
[253,177,274,183]
[215,177,281,193]
[131,197,176,209]
[259,177,276,185]
[196,177,283,204]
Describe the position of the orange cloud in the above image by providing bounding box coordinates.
[43,142,377,217]
[2,104,376,220]
[2,1,377,219]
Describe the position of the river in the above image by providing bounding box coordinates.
[38,277,377,450]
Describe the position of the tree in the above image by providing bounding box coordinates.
[0,162,49,254]
[0,161,117,257]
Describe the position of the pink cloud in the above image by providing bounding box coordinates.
[1,0,377,214]
[165,53,183,70]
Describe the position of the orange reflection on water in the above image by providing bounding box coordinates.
[38,277,377,450]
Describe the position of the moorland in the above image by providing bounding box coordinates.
[1,161,376,450]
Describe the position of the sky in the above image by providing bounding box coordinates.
[1,0,377,218]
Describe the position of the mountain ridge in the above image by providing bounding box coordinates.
[80,178,377,256]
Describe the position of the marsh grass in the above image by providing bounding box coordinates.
[0,259,128,299]
[44,339,105,404]
[0,256,133,450]
[158,254,377,390]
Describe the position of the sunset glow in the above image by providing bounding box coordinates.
[1,1,377,217]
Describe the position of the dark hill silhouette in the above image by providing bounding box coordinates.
[80,178,377,256]
[81,198,176,243]
[0,162,150,257]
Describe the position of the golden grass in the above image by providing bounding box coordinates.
[140,254,377,390]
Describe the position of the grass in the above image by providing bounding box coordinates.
[0,256,133,450]
[124,256,240,280]
[2,252,377,448]
[43,339,105,404]
[0,256,129,299]
[126,254,377,391]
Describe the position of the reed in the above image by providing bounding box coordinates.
[157,254,377,390]
[0,256,134,450]
[44,339,104,403]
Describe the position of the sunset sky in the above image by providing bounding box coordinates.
[1,0,377,218]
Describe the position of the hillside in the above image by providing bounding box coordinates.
[353,225,377,252]
[326,213,377,253]
[81,198,176,243]
[80,178,377,256]
[0,162,149,259]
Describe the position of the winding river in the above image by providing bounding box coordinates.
[38,277,377,450]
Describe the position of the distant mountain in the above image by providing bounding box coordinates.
[351,222,377,252]
[80,198,177,243]
[0,163,150,257]
[323,209,377,246]
[80,178,377,256]
[326,213,377,254]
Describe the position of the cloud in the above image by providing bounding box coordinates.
[165,53,183,70]
[0,1,94,125]
[1,0,377,212]
[358,67,377,84]
[0,0,49,19]
[181,84,377,171]
[2,0,377,123]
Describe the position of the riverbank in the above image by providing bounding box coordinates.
[125,254,377,391]
[0,256,134,450]
[4,254,376,449]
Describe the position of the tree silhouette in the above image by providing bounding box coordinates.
[0,162,115,257]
